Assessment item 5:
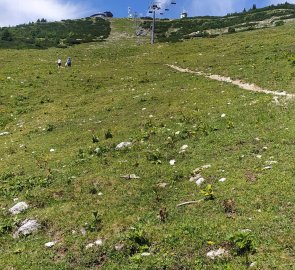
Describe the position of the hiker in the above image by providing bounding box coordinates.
[65,57,72,67]
[57,58,62,68]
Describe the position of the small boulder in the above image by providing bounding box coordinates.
[169,159,176,166]
[189,174,205,186]
[115,142,132,150]
[13,219,40,238]
[120,174,140,179]
[9,202,29,215]
[94,239,103,246]
[157,182,168,188]
[45,241,57,248]
[179,144,188,153]
[206,248,228,259]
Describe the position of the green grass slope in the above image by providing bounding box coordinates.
[0,18,295,269]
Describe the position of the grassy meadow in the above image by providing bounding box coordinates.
[0,18,295,269]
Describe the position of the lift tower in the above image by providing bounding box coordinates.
[149,3,160,44]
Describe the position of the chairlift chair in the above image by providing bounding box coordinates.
[171,1,176,4]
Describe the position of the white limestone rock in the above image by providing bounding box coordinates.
[115,142,132,150]
[9,202,29,215]
[206,248,228,259]
[13,219,40,238]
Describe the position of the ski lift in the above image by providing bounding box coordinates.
[171,1,176,4]
[160,12,164,15]
[165,8,169,11]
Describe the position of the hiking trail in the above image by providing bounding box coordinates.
[167,64,295,98]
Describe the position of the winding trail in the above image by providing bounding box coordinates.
[167,64,295,98]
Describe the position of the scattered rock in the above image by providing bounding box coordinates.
[86,243,95,249]
[219,178,226,183]
[86,239,103,249]
[13,219,40,238]
[94,239,103,246]
[115,243,125,251]
[196,177,205,186]
[0,131,10,136]
[169,159,176,166]
[94,147,101,154]
[157,182,168,188]
[206,248,228,259]
[120,174,140,179]
[80,227,87,236]
[221,113,226,118]
[250,262,257,268]
[180,144,188,151]
[202,164,211,169]
[115,142,132,150]
[189,173,205,186]
[179,144,188,153]
[141,252,151,256]
[9,202,29,215]
[241,229,252,233]
[50,148,55,152]
[45,241,57,248]
[265,160,278,165]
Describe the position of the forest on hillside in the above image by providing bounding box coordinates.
[0,17,111,49]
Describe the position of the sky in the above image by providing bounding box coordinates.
[0,0,294,27]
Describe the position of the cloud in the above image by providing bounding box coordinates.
[188,0,248,16]
[157,0,172,9]
[0,0,85,27]
[268,0,295,3]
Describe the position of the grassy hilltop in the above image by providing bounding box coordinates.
[0,11,295,270]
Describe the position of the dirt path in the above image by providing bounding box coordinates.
[167,64,295,98]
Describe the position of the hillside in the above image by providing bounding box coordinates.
[0,17,111,49]
[0,13,295,270]
[141,3,295,42]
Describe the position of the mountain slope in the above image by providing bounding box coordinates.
[0,16,295,270]
[141,3,295,42]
